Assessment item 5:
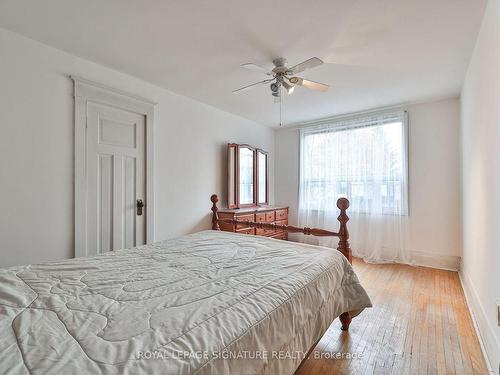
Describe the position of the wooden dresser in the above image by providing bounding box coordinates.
[217,206,289,240]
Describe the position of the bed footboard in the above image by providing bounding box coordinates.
[210,194,352,263]
[210,194,354,331]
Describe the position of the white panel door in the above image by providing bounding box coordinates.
[86,102,146,254]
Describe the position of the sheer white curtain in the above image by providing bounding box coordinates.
[298,110,412,264]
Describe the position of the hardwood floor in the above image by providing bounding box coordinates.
[296,258,488,375]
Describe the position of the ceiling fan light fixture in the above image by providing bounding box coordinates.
[233,57,329,104]
[283,81,295,95]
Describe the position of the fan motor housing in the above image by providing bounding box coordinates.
[272,57,287,67]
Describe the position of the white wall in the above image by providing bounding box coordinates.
[275,98,461,269]
[460,0,500,372]
[0,28,274,267]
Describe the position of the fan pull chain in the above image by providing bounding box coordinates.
[279,87,283,127]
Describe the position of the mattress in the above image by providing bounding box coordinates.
[0,230,371,375]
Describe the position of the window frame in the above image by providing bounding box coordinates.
[298,109,410,216]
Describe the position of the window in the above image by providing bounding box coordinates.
[299,111,408,215]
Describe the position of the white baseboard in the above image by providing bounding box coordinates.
[289,239,462,272]
[459,269,499,375]
[411,251,461,271]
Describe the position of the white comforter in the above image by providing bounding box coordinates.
[0,230,371,375]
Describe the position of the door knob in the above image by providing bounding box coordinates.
[136,199,144,216]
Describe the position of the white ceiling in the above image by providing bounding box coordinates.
[0,0,486,127]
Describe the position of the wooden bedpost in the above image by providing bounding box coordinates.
[339,312,352,331]
[336,198,352,264]
[211,194,219,230]
[337,197,353,331]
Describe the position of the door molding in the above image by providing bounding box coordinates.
[72,76,156,257]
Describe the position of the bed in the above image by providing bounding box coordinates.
[0,198,371,375]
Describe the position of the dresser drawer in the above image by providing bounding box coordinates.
[256,226,274,236]
[265,211,275,222]
[275,209,288,221]
[255,213,266,223]
[275,219,288,227]
[256,228,267,236]
[235,214,255,229]
[236,227,255,235]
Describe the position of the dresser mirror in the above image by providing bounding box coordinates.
[239,146,255,206]
[227,144,237,208]
[227,143,269,208]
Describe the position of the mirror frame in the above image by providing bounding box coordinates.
[256,149,269,205]
[227,143,269,208]
[237,144,257,208]
[227,143,239,209]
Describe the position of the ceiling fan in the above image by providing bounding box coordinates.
[233,57,329,126]
[233,57,329,97]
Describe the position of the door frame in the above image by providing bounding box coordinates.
[72,76,156,257]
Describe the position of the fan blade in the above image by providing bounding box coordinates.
[289,77,329,92]
[301,79,329,92]
[241,63,272,75]
[289,57,324,74]
[232,79,273,93]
